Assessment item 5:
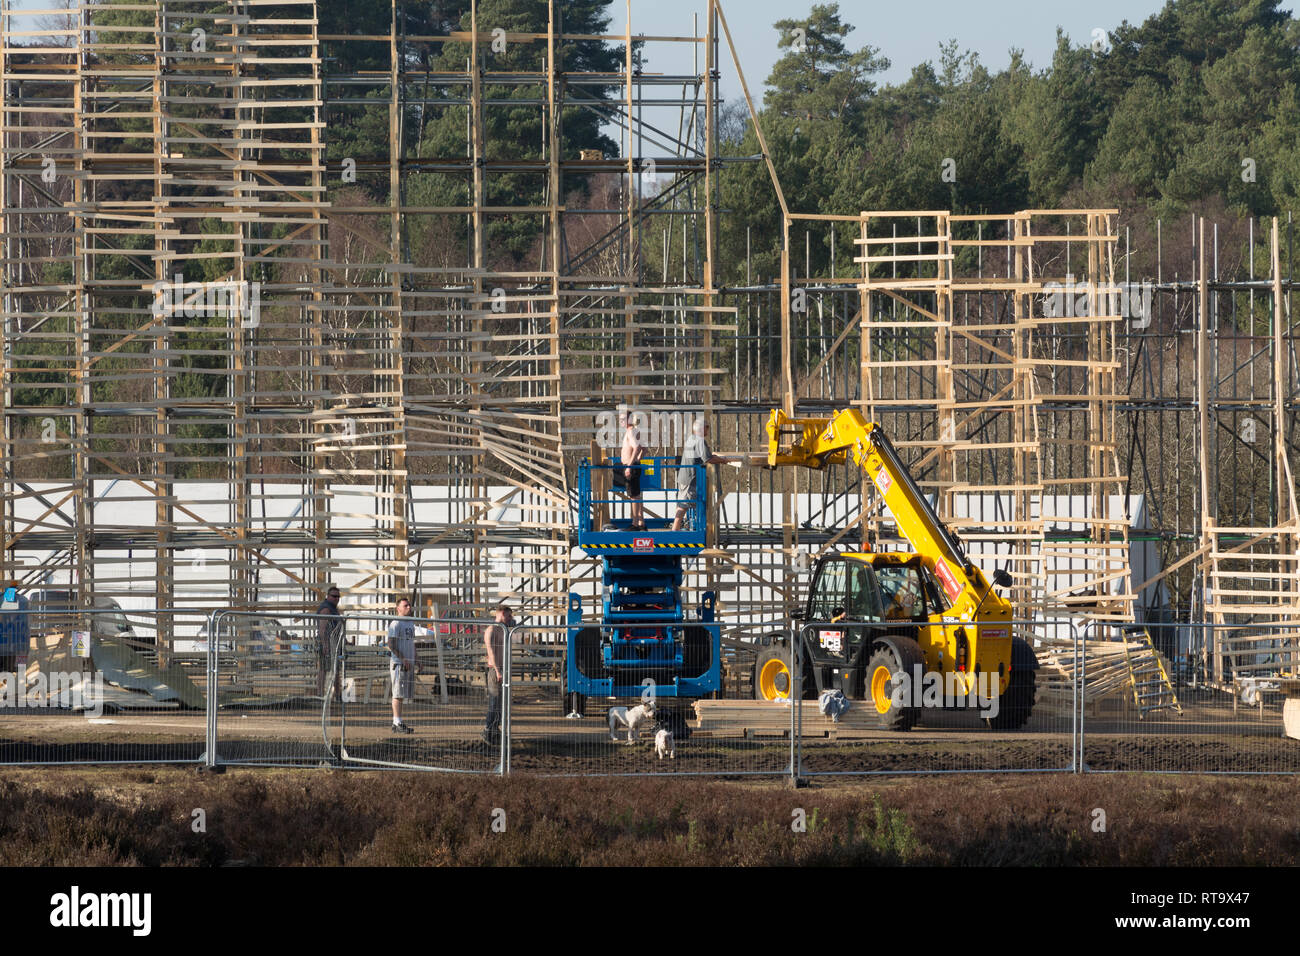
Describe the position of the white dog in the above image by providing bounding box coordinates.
[608,702,656,743]
[654,728,675,760]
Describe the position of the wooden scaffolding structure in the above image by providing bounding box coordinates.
[2,1,1297,684]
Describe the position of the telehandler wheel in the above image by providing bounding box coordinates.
[753,646,795,701]
[985,636,1037,730]
[866,638,924,731]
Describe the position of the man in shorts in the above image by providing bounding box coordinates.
[387,597,421,734]
[621,414,646,531]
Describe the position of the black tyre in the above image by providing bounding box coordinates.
[865,638,924,731]
[573,627,603,679]
[683,626,713,678]
[985,636,1037,730]
[753,645,812,701]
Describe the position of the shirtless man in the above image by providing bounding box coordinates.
[621,414,646,531]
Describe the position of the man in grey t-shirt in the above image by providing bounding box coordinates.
[387,597,425,734]
[672,418,738,531]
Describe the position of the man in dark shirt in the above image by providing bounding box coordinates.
[481,602,513,745]
[0,581,29,680]
[315,586,345,701]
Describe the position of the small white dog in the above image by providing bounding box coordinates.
[654,728,675,760]
[608,701,656,743]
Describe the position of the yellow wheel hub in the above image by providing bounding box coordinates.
[758,658,792,700]
[871,664,895,714]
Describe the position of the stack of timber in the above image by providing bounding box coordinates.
[1034,636,1177,716]
[690,699,880,740]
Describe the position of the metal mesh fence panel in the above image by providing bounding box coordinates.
[209,612,501,772]
[795,620,1078,775]
[339,614,502,773]
[1081,621,1300,773]
[507,623,795,776]
[0,606,209,765]
[5,599,1299,776]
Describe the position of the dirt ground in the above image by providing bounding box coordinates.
[2,687,1297,775]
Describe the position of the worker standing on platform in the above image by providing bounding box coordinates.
[673,418,738,531]
[621,414,646,531]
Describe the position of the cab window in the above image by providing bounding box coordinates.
[876,564,928,621]
[808,560,847,620]
[844,562,885,621]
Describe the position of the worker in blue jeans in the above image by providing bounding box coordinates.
[0,581,30,678]
[481,603,513,745]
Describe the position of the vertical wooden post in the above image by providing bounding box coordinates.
[389,0,409,602]
[1197,217,1218,680]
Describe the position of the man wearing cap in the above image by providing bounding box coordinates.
[315,585,345,701]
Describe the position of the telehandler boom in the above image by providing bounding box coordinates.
[757,408,1037,730]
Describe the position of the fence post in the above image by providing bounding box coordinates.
[205,609,219,768]
[793,624,802,781]
[502,622,513,775]
[339,616,349,758]
[1077,621,1086,773]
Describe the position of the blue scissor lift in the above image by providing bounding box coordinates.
[564,458,721,732]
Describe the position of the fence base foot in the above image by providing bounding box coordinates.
[787,776,810,789]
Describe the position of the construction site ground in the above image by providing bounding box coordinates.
[2,689,1296,774]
